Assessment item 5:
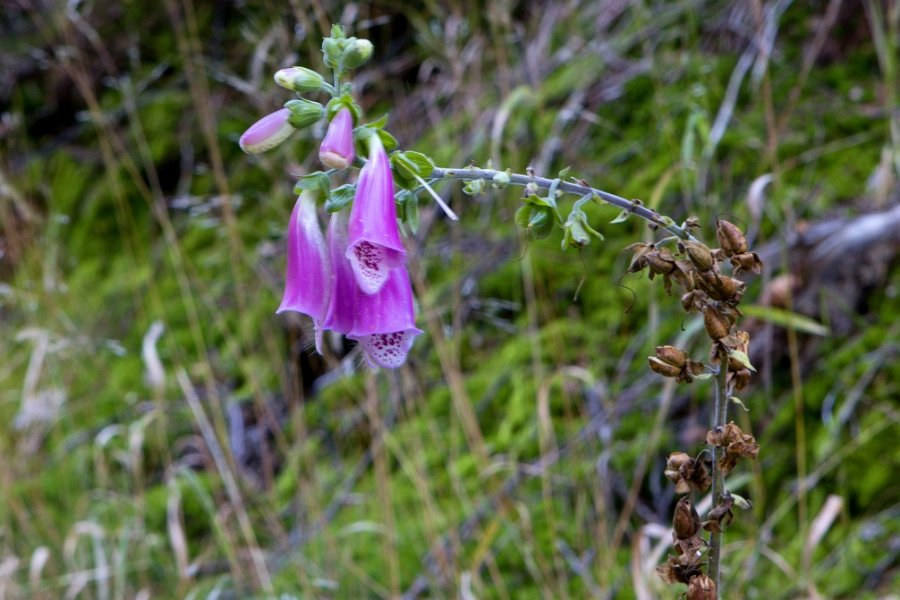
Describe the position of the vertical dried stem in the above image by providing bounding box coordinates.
[707,350,730,590]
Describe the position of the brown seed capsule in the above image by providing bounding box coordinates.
[665,452,693,494]
[656,345,688,368]
[680,240,715,271]
[648,356,682,378]
[716,218,748,256]
[731,251,763,275]
[731,368,752,390]
[703,305,730,340]
[673,497,701,540]
[646,248,677,275]
[687,574,717,600]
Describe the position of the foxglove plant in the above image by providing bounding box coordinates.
[239,26,762,596]
[319,108,355,169]
[346,133,405,294]
[239,108,295,154]
[276,191,331,354]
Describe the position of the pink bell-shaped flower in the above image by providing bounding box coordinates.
[277,192,332,354]
[322,210,358,336]
[348,267,422,369]
[239,108,294,154]
[345,134,406,294]
[324,211,421,368]
[319,108,355,170]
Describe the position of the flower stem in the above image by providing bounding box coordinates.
[707,351,730,590]
[430,166,695,240]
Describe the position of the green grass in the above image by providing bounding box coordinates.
[1,0,898,597]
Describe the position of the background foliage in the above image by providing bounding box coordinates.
[1,0,898,598]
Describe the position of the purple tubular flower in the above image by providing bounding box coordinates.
[346,134,406,294]
[319,108,355,170]
[322,211,358,336]
[277,192,332,354]
[239,108,294,154]
[349,267,422,369]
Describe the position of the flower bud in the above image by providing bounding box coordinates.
[284,98,324,129]
[319,108,355,170]
[239,108,294,154]
[680,240,715,271]
[342,38,374,69]
[656,345,687,368]
[716,218,748,256]
[274,66,326,93]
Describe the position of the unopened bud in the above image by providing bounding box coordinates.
[716,218,748,256]
[284,98,324,129]
[274,66,326,93]
[239,108,294,154]
[342,38,374,69]
[648,356,682,378]
[681,240,715,271]
[656,345,687,368]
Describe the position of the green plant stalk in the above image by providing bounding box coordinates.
[430,166,695,240]
[707,350,730,589]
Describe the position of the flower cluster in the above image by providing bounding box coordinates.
[275,130,420,369]
[239,31,420,369]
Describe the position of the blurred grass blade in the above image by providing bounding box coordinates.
[742,305,830,336]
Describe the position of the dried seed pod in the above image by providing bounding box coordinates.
[698,270,746,303]
[656,345,688,368]
[649,357,682,378]
[716,218,748,256]
[673,497,701,540]
[687,574,717,600]
[731,251,763,275]
[656,554,703,585]
[731,368,752,390]
[646,248,677,275]
[665,452,693,494]
[703,305,730,340]
[680,240,715,271]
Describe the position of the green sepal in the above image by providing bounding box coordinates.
[294,172,331,198]
[325,94,362,122]
[325,184,355,212]
[284,98,324,129]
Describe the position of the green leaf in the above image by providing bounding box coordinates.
[391,151,434,180]
[728,349,756,372]
[367,114,389,129]
[610,209,630,224]
[377,129,398,151]
[741,305,830,336]
[528,206,554,239]
[557,166,571,179]
[294,172,331,198]
[325,184,355,212]
[514,205,532,228]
